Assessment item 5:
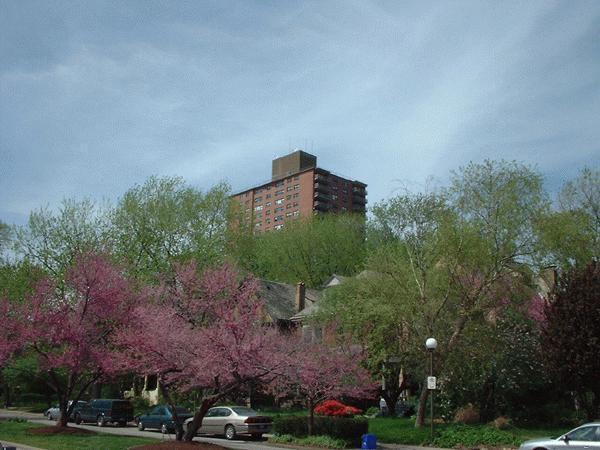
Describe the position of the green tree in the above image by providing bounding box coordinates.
[538,167,599,269]
[541,261,600,421]
[243,213,366,288]
[13,199,111,283]
[111,176,231,282]
[0,221,10,260]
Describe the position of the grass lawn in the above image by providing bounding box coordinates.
[0,420,157,450]
[368,417,572,448]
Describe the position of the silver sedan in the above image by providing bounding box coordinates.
[184,406,272,440]
[44,400,88,421]
[519,423,600,450]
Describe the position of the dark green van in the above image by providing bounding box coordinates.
[74,399,134,426]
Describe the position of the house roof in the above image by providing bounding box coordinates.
[256,279,321,321]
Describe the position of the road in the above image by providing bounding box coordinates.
[0,409,295,450]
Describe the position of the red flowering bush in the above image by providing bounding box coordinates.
[314,400,362,417]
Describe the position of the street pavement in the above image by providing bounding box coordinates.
[0,409,451,450]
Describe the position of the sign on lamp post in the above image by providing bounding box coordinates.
[425,338,438,442]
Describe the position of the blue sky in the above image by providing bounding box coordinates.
[1,0,599,225]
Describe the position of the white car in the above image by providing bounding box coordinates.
[183,406,272,440]
[44,400,88,421]
[519,423,600,450]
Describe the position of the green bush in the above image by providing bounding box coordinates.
[433,424,521,448]
[273,415,368,444]
[270,434,348,449]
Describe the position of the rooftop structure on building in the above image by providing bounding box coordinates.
[232,150,367,233]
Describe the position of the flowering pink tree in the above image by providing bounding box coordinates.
[271,341,376,435]
[9,253,138,427]
[116,262,287,441]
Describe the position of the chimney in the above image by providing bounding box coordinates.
[295,282,306,312]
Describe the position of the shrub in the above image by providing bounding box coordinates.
[454,403,480,424]
[433,424,520,447]
[272,415,368,444]
[315,400,362,417]
[493,416,512,430]
[270,434,348,449]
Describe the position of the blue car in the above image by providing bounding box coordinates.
[136,405,193,434]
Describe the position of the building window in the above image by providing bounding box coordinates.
[293,210,300,217]
[286,195,292,200]
[275,190,284,196]
[293,184,300,190]
[293,193,299,199]
[274,224,283,230]
[245,192,249,197]
[274,215,284,222]
[342,189,348,195]
[294,175,300,181]
[266,201,272,207]
[266,218,271,224]
[332,194,338,201]
[266,193,272,199]
[286,204,292,209]
[286,212,292,217]
[275,181,284,187]
[265,227,270,232]
[254,197,262,203]
[293,202,299,207]
[287,186,293,191]
[255,222,261,227]
[274,207,284,213]
[266,210,271,215]
[254,205,263,211]
[256,213,262,219]
[275,199,284,205]
[245,208,250,213]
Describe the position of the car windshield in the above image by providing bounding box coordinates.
[231,407,258,416]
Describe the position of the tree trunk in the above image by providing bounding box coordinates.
[183,398,213,442]
[57,396,69,427]
[159,383,185,441]
[2,379,10,408]
[415,383,429,428]
[382,390,400,417]
[307,399,314,436]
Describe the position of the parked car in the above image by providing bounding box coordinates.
[136,405,193,434]
[183,406,272,440]
[73,399,134,427]
[44,401,88,421]
[519,423,600,450]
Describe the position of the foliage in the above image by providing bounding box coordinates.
[541,261,600,421]
[230,213,366,288]
[0,220,11,260]
[270,340,375,435]
[538,167,599,269]
[272,415,368,443]
[432,424,521,448]
[270,433,349,449]
[13,199,111,283]
[314,399,361,417]
[116,262,287,441]
[0,420,155,450]
[111,176,231,282]
[3,253,138,426]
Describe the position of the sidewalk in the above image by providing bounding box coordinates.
[0,441,44,450]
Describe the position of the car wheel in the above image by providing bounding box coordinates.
[97,415,105,427]
[74,413,82,425]
[161,423,168,434]
[137,421,145,431]
[47,412,53,420]
[224,424,236,440]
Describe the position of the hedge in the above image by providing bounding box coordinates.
[272,415,368,444]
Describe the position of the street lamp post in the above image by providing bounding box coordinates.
[425,338,438,442]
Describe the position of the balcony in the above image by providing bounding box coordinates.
[352,194,367,205]
[314,174,330,185]
[314,191,331,202]
[314,200,331,212]
[314,182,330,193]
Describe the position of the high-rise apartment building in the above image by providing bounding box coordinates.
[232,150,367,233]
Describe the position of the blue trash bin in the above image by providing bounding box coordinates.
[361,433,377,449]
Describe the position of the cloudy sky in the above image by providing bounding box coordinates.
[1,0,599,225]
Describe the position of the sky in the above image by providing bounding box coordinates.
[1,0,599,226]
